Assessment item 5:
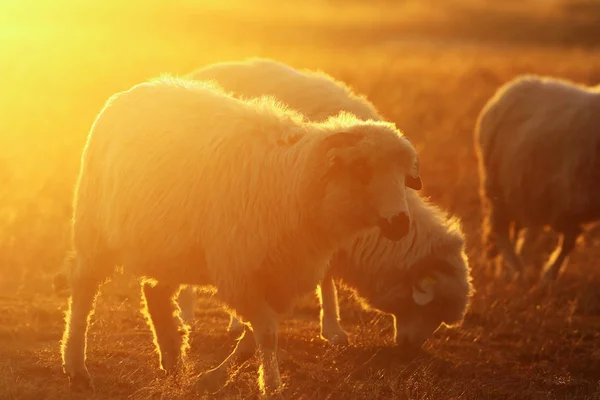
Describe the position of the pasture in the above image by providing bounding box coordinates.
[1,1,599,398]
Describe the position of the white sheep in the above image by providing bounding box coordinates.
[178,57,385,330]
[475,74,600,281]
[178,58,473,350]
[187,57,383,123]
[59,76,421,396]
[320,189,473,348]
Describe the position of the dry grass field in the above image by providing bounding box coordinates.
[1,1,600,399]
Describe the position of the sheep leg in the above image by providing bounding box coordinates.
[227,314,245,338]
[541,227,580,282]
[176,285,245,337]
[141,281,190,373]
[61,258,107,391]
[492,215,524,277]
[176,285,197,326]
[318,272,349,345]
[512,221,530,256]
[511,221,522,244]
[200,304,281,396]
[516,225,546,259]
[513,225,526,256]
[250,306,282,396]
[196,324,256,392]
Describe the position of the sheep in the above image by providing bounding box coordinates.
[321,189,472,348]
[475,74,600,282]
[59,76,422,396]
[178,57,386,332]
[186,57,383,123]
[178,57,386,331]
[177,58,473,350]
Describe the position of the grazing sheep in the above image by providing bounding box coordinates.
[178,58,473,350]
[187,57,383,123]
[476,74,600,281]
[323,190,472,348]
[59,76,421,396]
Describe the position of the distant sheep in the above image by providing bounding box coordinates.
[476,74,600,281]
[179,58,473,350]
[59,76,421,396]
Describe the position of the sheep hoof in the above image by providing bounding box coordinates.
[321,324,350,346]
[261,387,285,400]
[321,328,350,346]
[66,370,94,392]
[160,352,184,374]
[265,394,284,400]
[261,374,284,399]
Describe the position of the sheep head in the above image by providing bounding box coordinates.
[369,254,471,350]
[313,123,422,242]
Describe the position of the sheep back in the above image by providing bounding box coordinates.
[188,58,383,123]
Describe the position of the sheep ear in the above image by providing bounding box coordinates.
[405,155,421,190]
[321,131,364,153]
[412,275,437,306]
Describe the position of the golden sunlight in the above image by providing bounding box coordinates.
[1,0,600,398]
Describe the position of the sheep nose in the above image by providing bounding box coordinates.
[378,212,409,241]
